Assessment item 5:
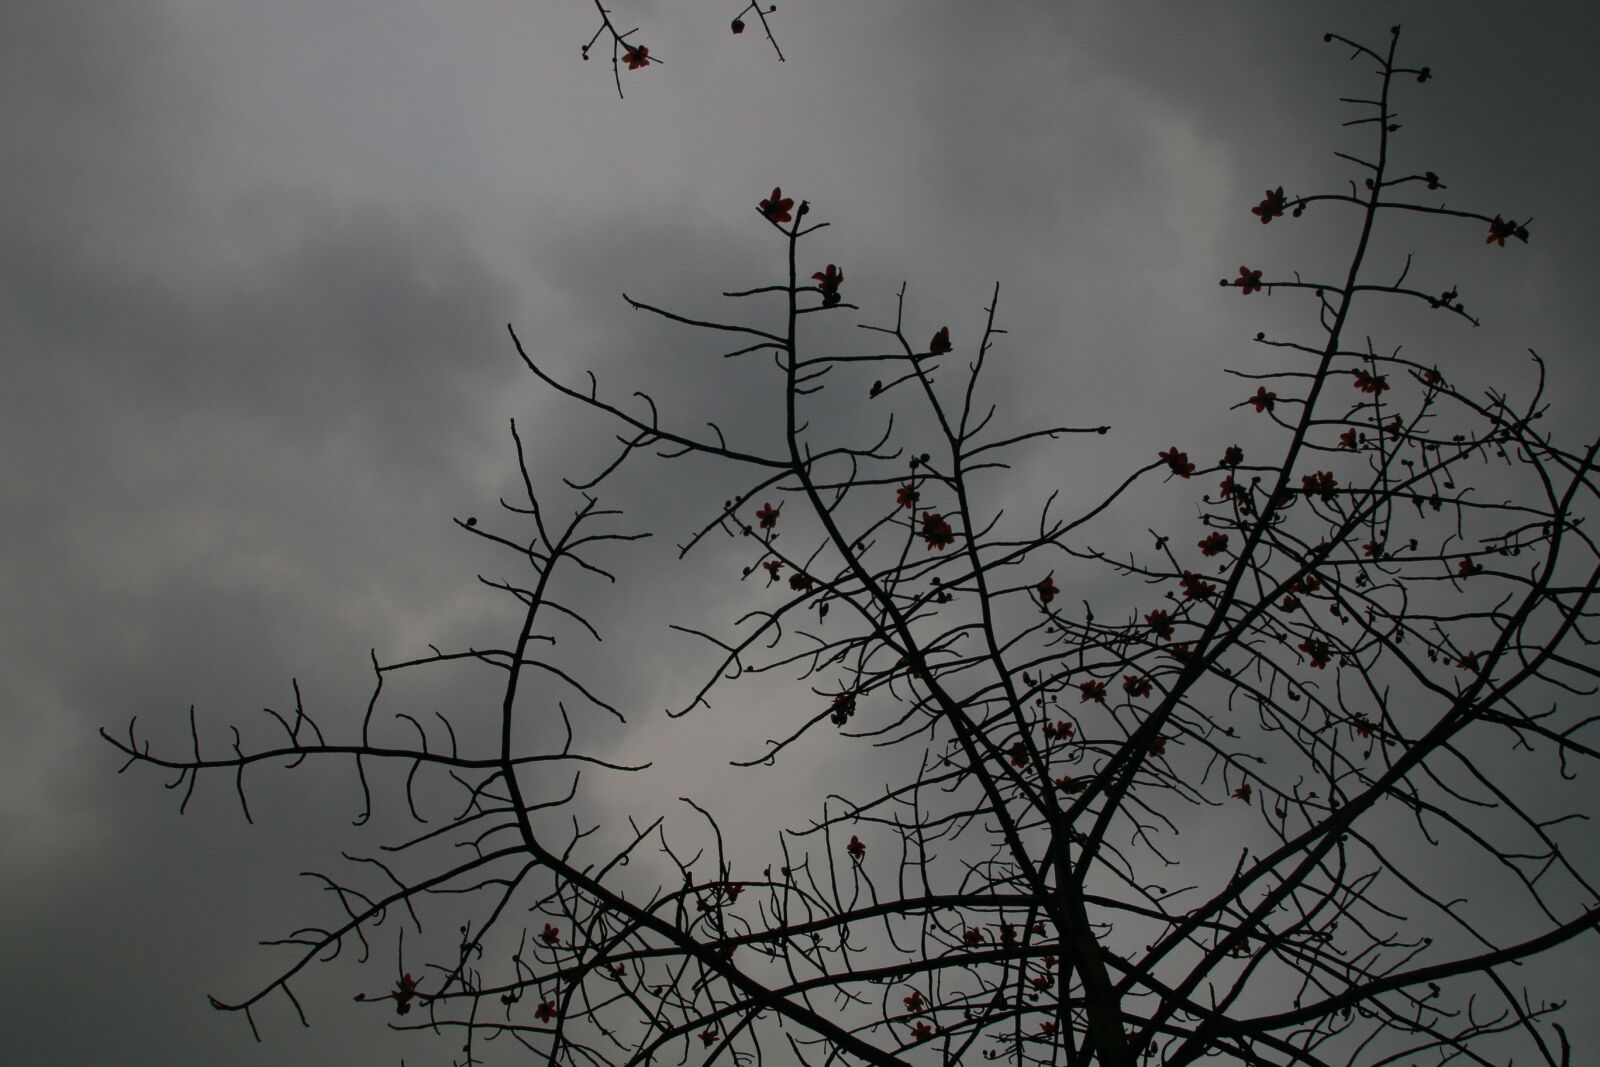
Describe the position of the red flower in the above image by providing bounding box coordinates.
[1234,266,1264,294]
[829,691,856,726]
[1301,470,1338,501]
[701,1028,719,1047]
[1079,679,1107,704]
[1218,475,1243,502]
[912,1021,934,1041]
[1149,736,1168,758]
[731,18,745,34]
[1031,972,1052,991]
[964,927,985,946]
[1339,428,1358,449]
[846,834,866,861]
[903,990,926,1014]
[1000,922,1016,945]
[928,326,952,355]
[1232,783,1252,802]
[1249,386,1277,413]
[1037,575,1059,604]
[1422,367,1441,386]
[1252,186,1287,224]
[1299,639,1331,670]
[1352,369,1389,394]
[755,502,779,529]
[1458,651,1480,671]
[1363,540,1384,559]
[1352,714,1374,739]
[1180,571,1215,600]
[1145,609,1174,640]
[1159,447,1195,478]
[1039,1021,1058,1037]
[1042,719,1074,741]
[536,999,557,1023]
[1033,921,1047,936]
[1221,445,1244,467]
[1169,641,1192,663]
[393,972,418,1014]
[1280,594,1301,612]
[920,511,954,550]
[1123,674,1152,698]
[541,923,561,946]
[759,186,794,224]
[1457,556,1483,578]
[1198,531,1229,557]
[895,482,920,509]
[789,571,814,593]
[812,264,844,298]
[622,44,651,69]
[1486,215,1529,246]
[1008,741,1030,768]
[763,559,783,582]
[1055,775,1084,793]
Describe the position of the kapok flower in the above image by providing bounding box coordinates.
[1221,445,1244,467]
[1232,783,1252,802]
[829,691,856,725]
[1299,639,1331,670]
[912,1021,934,1041]
[759,186,794,223]
[1458,651,1481,671]
[541,923,562,946]
[762,559,783,582]
[1180,571,1215,600]
[1249,386,1277,413]
[1363,540,1384,559]
[812,264,844,300]
[755,502,779,529]
[1280,594,1301,612]
[895,482,920,509]
[1149,736,1168,758]
[1039,1021,1059,1037]
[536,1000,557,1023]
[846,834,866,861]
[789,571,814,593]
[1145,609,1174,640]
[1055,774,1084,793]
[1486,215,1529,246]
[964,927,985,946]
[928,326,952,355]
[920,511,954,550]
[1079,679,1107,704]
[1159,447,1196,478]
[1008,741,1029,768]
[1042,719,1074,741]
[1198,531,1229,557]
[903,990,926,1014]
[1301,470,1338,501]
[623,45,651,69]
[1352,714,1374,739]
[1234,266,1264,294]
[1037,575,1059,604]
[1339,428,1358,449]
[393,972,419,1014]
[1124,675,1152,698]
[1352,369,1389,394]
[1252,186,1287,224]
[1457,556,1483,578]
[701,1029,719,1047]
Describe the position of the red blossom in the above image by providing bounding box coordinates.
[1159,447,1196,478]
[1301,470,1338,501]
[1039,1021,1058,1037]
[964,927,985,946]
[846,834,866,861]
[1031,973,1052,991]
[789,571,814,593]
[1222,445,1244,467]
[1352,369,1389,394]
[1352,714,1374,739]
[1457,556,1484,578]
[1233,783,1252,802]
[1180,570,1215,600]
[536,1000,557,1023]
[811,264,844,298]
[1219,475,1243,502]
[1486,215,1529,246]
[912,1021,934,1041]
[1037,575,1059,604]
[541,923,562,946]
[1339,428,1358,449]
[1008,741,1030,768]
[1055,774,1084,793]
[1458,651,1480,671]
[1249,386,1277,413]
[393,972,418,1014]
[1234,266,1264,294]
[1198,531,1229,557]
[1033,920,1047,937]
[1299,639,1331,670]
[928,326,952,355]
[829,691,856,726]
[1042,719,1075,741]
[1145,609,1175,641]
[920,511,954,550]
[1252,186,1288,223]
[1079,679,1107,704]
[701,1029,719,1047]
[1123,674,1152,698]
[1149,737,1168,758]
[903,990,926,1014]
[895,482,920,509]
[762,559,783,582]
[1280,594,1301,612]
[623,45,651,69]
[1169,641,1193,663]
[755,502,779,529]
[759,186,794,223]
[1363,540,1384,559]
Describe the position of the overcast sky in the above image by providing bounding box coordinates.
[3,3,1597,1064]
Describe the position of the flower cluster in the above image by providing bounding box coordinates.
[920,511,954,550]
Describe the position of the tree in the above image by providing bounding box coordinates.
[105,26,1597,1067]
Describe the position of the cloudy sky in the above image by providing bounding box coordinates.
[3,3,1597,1064]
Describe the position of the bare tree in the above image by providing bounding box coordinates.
[106,27,1597,1067]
